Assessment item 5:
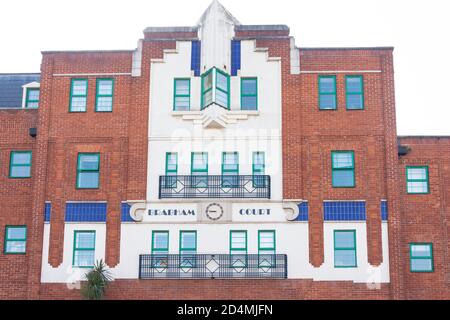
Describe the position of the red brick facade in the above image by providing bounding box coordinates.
[0,24,448,300]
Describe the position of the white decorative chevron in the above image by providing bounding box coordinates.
[172,104,259,128]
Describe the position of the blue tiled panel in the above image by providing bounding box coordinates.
[381,200,388,221]
[231,40,241,76]
[296,202,309,221]
[65,203,107,222]
[191,41,201,77]
[323,201,366,221]
[121,203,134,222]
[44,203,51,223]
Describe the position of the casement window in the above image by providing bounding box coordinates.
[410,243,434,272]
[76,153,100,189]
[173,79,190,111]
[230,230,247,268]
[241,78,258,110]
[345,75,364,110]
[201,68,230,110]
[334,230,357,268]
[25,88,39,109]
[9,151,32,178]
[331,151,355,188]
[406,166,429,194]
[95,79,114,112]
[222,152,239,187]
[152,231,169,268]
[165,152,178,187]
[4,226,27,254]
[191,152,208,188]
[319,76,337,110]
[73,231,95,268]
[69,79,88,112]
[252,152,265,187]
[179,231,197,268]
[258,230,276,268]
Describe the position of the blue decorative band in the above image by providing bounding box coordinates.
[121,203,134,222]
[324,201,366,221]
[65,202,107,222]
[296,202,309,221]
[44,203,51,222]
[381,200,388,221]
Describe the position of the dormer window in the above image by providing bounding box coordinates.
[201,67,230,110]
[25,88,40,109]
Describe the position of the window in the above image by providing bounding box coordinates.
[241,78,257,110]
[346,75,364,110]
[215,69,230,109]
[334,230,357,268]
[201,69,213,108]
[165,152,178,187]
[4,226,27,254]
[76,153,100,189]
[69,79,88,112]
[95,79,114,112]
[25,88,39,109]
[152,231,169,268]
[73,231,95,268]
[201,68,230,110]
[319,76,337,110]
[222,152,239,187]
[179,231,197,268]
[173,79,190,111]
[258,230,276,268]
[406,166,429,194]
[191,152,208,188]
[331,151,355,188]
[9,151,32,178]
[230,230,247,268]
[253,152,265,187]
[410,243,434,272]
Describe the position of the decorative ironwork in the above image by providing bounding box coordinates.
[159,175,271,199]
[139,254,287,279]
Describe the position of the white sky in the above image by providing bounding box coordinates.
[0,0,449,135]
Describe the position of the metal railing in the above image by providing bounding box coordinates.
[139,254,287,279]
[159,175,271,199]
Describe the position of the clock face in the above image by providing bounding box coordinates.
[205,203,224,221]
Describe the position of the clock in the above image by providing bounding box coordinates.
[205,203,224,221]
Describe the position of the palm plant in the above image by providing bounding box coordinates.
[80,259,113,300]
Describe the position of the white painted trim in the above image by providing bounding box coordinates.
[65,201,107,203]
[300,70,382,74]
[148,135,282,141]
[52,73,131,77]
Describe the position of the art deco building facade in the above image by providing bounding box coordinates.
[0,1,448,299]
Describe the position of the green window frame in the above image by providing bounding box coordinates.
[152,231,169,268]
[334,230,357,268]
[241,77,258,111]
[215,68,230,110]
[4,226,27,254]
[95,78,114,112]
[173,78,191,111]
[331,151,355,188]
[25,88,39,109]
[319,75,337,110]
[179,231,197,268]
[72,230,95,268]
[410,243,434,272]
[69,78,88,112]
[345,75,364,110]
[76,153,100,189]
[222,152,239,187]
[258,230,276,268]
[191,152,208,188]
[230,230,247,268]
[201,69,213,109]
[252,152,266,187]
[201,68,230,110]
[9,151,32,178]
[406,166,429,194]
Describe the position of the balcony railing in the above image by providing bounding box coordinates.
[139,254,287,279]
[158,175,271,199]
